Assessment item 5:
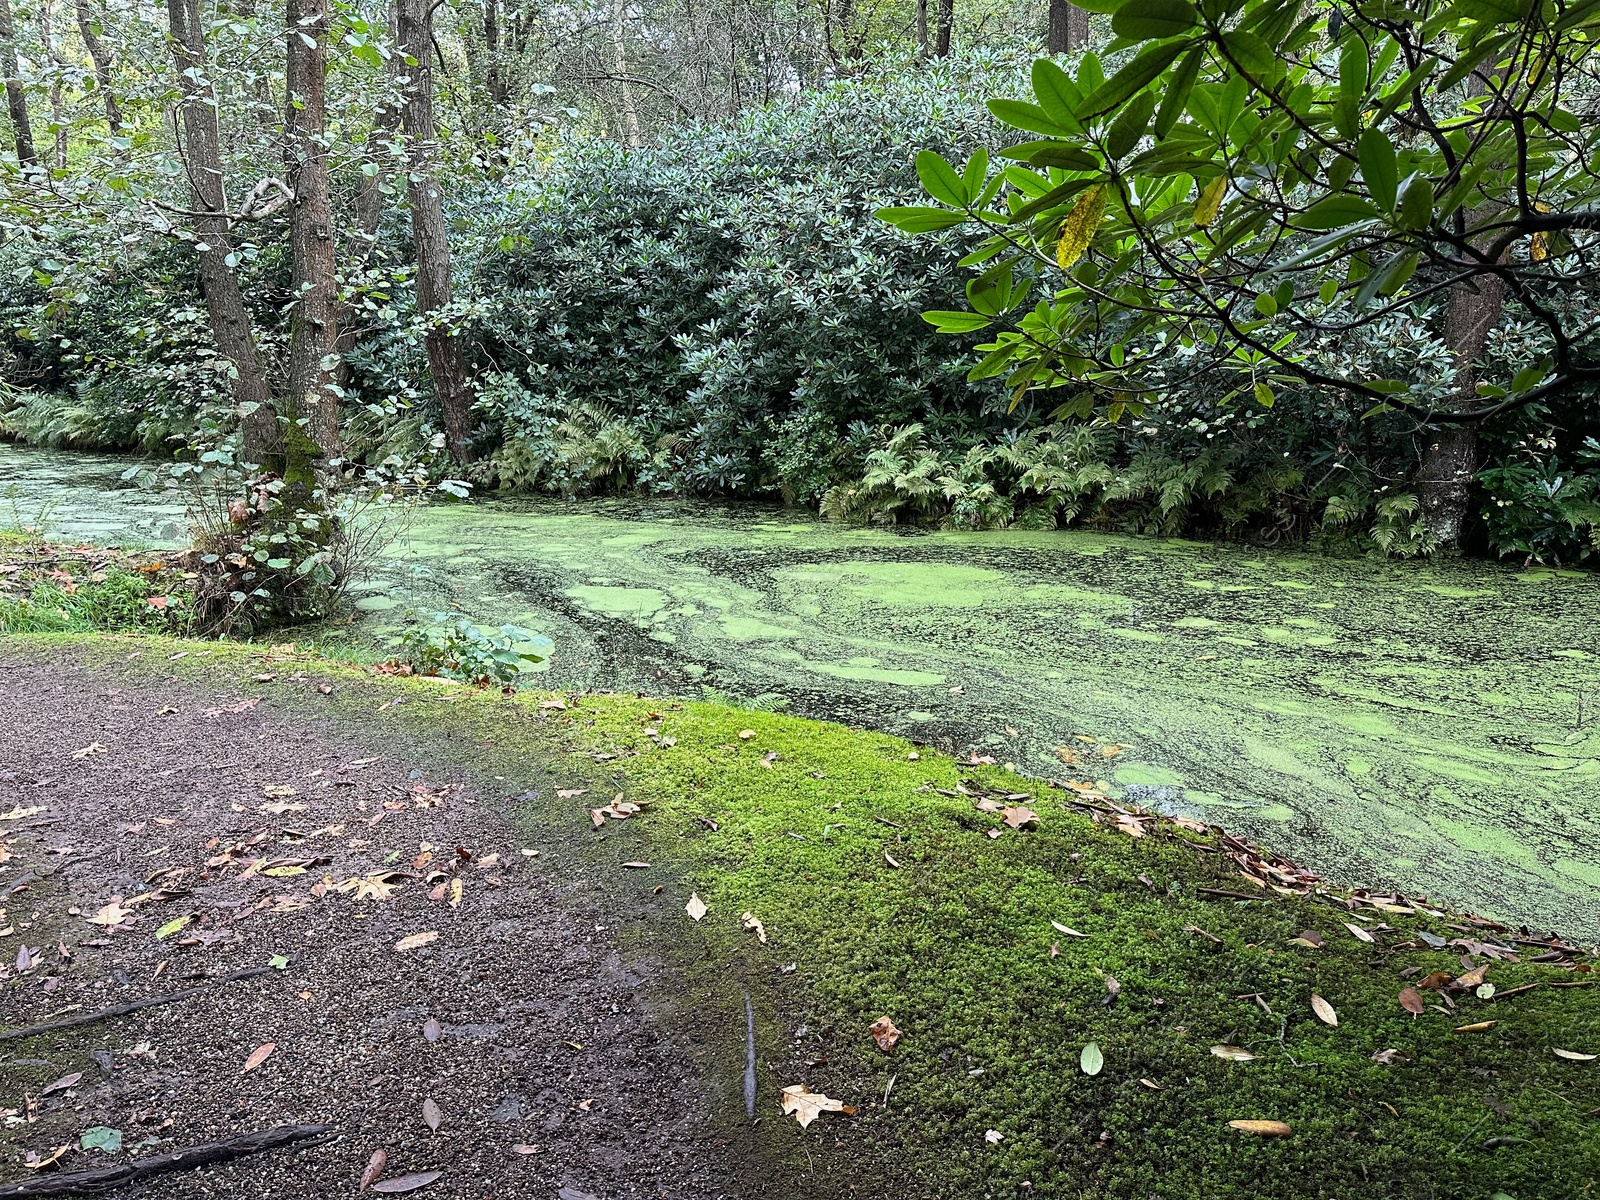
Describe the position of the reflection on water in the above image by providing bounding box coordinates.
[4,441,1600,935]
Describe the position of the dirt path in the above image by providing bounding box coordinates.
[0,659,739,1199]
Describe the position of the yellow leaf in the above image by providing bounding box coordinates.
[779,1084,855,1128]
[1056,185,1105,270]
[1194,175,1227,227]
[1229,1119,1292,1137]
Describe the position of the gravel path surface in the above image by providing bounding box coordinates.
[0,658,740,1199]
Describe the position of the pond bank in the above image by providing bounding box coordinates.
[4,441,1599,935]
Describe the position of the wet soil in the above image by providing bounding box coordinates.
[0,657,741,1199]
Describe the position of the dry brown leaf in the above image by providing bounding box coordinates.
[21,1145,72,1171]
[1398,987,1425,1015]
[741,912,767,943]
[1310,994,1338,1027]
[39,1072,83,1096]
[1211,1045,1256,1062]
[779,1084,855,1128]
[686,893,707,922]
[1454,1021,1497,1033]
[1343,922,1376,944]
[869,1016,901,1052]
[85,900,134,928]
[1229,1119,1292,1137]
[422,1098,442,1131]
[395,931,439,952]
[1417,971,1453,991]
[242,1042,275,1072]
[1001,805,1039,830]
[359,1149,388,1192]
[372,1171,443,1194]
[1455,965,1490,988]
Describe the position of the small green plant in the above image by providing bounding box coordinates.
[0,562,188,635]
[397,613,548,686]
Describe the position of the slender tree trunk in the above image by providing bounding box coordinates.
[0,0,33,166]
[285,0,340,457]
[39,0,65,167]
[934,0,952,56]
[168,0,279,469]
[915,0,927,58]
[483,0,505,104]
[1048,0,1088,51]
[74,0,121,131]
[397,0,474,462]
[610,0,640,145]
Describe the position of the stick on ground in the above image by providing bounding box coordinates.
[0,1124,337,1197]
[0,967,272,1042]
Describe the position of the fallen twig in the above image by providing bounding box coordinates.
[0,1124,336,1196]
[0,967,272,1042]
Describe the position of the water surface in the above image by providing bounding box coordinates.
[5,441,1597,934]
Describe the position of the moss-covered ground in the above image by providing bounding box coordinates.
[6,632,1596,1199]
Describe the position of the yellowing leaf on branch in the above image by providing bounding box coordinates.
[1194,175,1228,227]
[779,1084,855,1128]
[1056,185,1104,270]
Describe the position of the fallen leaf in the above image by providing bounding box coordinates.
[869,1016,901,1052]
[40,1072,83,1096]
[448,878,462,908]
[686,893,707,922]
[1310,994,1338,1027]
[1554,1048,1598,1061]
[1211,1045,1256,1062]
[154,914,193,940]
[511,1144,538,1155]
[557,1189,599,1200]
[1051,921,1087,937]
[372,1172,443,1194]
[1001,805,1038,830]
[1080,1042,1104,1076]
[1371,1048,1402,1064]
[738,729,756,740]
[423,1018,441,1043]
[1456,964,1490,988]
[86,901,134,928]
[779,1084,855,1128]
[622,861,651,870]
[1343,922,1376,944]
[884,851,901,869]
[1288,929,1326,949]
[422,1098,442,1131]
[23,1145,72,1170]
[72,742,107,759]
[1454,1021,1497,1033]
[984,1129,1003,1144]
[1229,1119,1292,1137]
[741,911,767,943]
[242,1043,275,1072]
[1418,971,1454,991]
[1399,987,1425,1015]
[395,931,439,952]
[360,1149,388,1191]
[262,785,298,798]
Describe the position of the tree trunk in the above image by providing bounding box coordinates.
[915,0,927,58]
[39,0,65,168]
[74,0,122,131]
[1416,273,1504,550]
[610,0,640,145]
[285,0,340,457]
[0,0,34,166]
[483,0,505,104]
[1048,0,1088,52]
[397,0,474,462]
[168,0,279,470]
[934,0,952,57]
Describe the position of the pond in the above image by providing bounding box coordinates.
[5,440,1599,935]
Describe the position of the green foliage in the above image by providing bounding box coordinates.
[397,612,547,685]
[822,420,1431,549]
[882,0,1600,425]
[1478,437,1600,563]
[0,562,187,635]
